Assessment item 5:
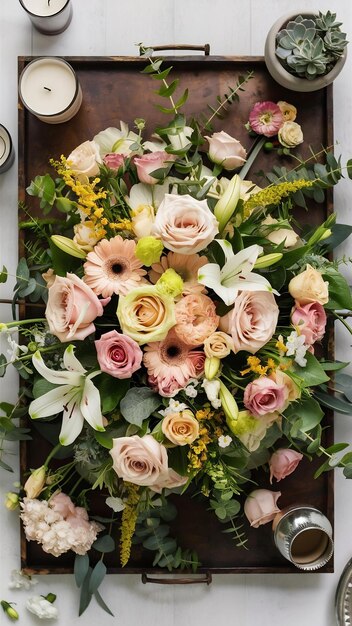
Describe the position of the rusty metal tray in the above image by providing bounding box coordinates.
[18,54,334,577]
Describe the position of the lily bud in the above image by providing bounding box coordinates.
[214,174,241,233]
[318,228,332,242]
[1,601,19,621]
[254,253,283,269]
[219,381,239,431]
[204,357,220,380]
[5,493,19,511]
[51,235,87,259]
[24,466,46,499]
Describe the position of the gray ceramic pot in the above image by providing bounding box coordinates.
[264,11,347,92]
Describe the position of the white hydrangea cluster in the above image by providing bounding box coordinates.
[20,498,102,557]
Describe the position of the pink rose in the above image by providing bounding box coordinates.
[152,194,219,254]
[150,468,188,494]
[134,151,176,185]
[110,434,169,487]
[95,330,143,379]
[269,448,303,483]
[244,377,288,417]
[205,131,247,170]
[45,273,110,342]
[103,153,125,172]
[244,489,281,528]
[148,373,186,398]
[188,350,206,378]
[49,493,76,518]
[220,291,279,354]
[291,301,327,346]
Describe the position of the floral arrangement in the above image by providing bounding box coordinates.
[2,50,352,615]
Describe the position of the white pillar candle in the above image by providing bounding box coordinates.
[19,57,82,124]
[19,0,72,35]
[0,125,15,174]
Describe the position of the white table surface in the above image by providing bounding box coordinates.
[1,1,352,624]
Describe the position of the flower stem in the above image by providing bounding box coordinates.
[332,311,352,335]
[44,443,62,467]
[238,136,266,179]
[0,319,45,329]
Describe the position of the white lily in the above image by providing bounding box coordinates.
[93,122,140,157]
[198,240,277,306]
[28,345,104,446]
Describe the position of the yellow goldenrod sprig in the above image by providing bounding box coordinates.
[243,179,313,216]
[120,483,140,567]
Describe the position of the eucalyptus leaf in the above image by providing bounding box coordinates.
[92,535,115,553]
[74,554,89,588]
[120,387,161,426]
[88,561,106,594]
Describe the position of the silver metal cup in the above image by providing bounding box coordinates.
[273,505,333,571]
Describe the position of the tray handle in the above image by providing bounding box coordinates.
[141,572,212,585]
[143,44,210,55]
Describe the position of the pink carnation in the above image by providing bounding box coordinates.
[249,101,284,137]
[95,330,143,379]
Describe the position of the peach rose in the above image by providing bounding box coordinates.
[269,448,303,483]
[205,131,247,170]
[277,101,297,122]
[95,330,143,379]
[134,151,176,185]
[150,468,188,493]
[162,409,199,445]
[174,294,219,346]
[220,291,278,354]
[244,489,281,528]
[288,265,329,305]
[291,301,327,345]
[203,331,233,358]
[117,285,176,345]
[272,370,300,405]
[67,140,101,179]
[45,273,109,342]
[243,377,288,417]
[110,434,169,487]
[152,193,219,254]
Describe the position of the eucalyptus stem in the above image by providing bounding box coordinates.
[332,311,352,335]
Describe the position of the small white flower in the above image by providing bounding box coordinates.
[105,496,125,512]
[184,379,199,398]
[159,399,188,417]
[26,596,58,619]
[218,435,233,448]
[285,331,307,367]
[202,378,221,402]
[211,398,222,409]
[8,569,38,590]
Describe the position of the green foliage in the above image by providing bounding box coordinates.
[0,400,31,472]
[26,174,56,214]
[74,554,114,617]
[120,387,161,427]
[208,488,247,548]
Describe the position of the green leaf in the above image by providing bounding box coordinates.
[167,445,189,476]
[120,387,161,426]
[48,238,81,276]
[0,459,14,472]
[79,567,93,616]
[16,257,30,281]
[33,378,58,399]
[293,352,330,387]
[0,354,7,378]
[320,360,349,371]
[92,535,115,553]
[89,561,106,594]
[74,554,89,588]
[347,159,352,179]
[94,590,114,617]
[96,374,130,414]
[0,265,7,283]
[343,464,352,478]
[284,395,324,433]
[215,506,227,520]
[157,79,178,97]
[323,269,352,310]
[314,391,352,415]
[55,197,77,213]
[314,459,330,479]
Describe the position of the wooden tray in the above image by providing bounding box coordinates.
[18,55,334,577]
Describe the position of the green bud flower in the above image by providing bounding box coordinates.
[51,235,87,259]
[204,357,220,380]
[5,493,19,511]
[214,174,241,233]
[44,593,57,604]
[1,601,19,621]
[219,381,239,431]
[254,253,283,269]
[156,268,183,298]
[135,236,164,266]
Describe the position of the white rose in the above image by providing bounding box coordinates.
[152,193,219,255]
[206,131,247,170]
[67,140,101,180]
[278,121,303,148]
[110,434,169,487]
[262,216,299,248]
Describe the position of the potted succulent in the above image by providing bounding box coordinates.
[264,10,348,92]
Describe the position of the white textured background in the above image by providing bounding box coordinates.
[0,1,352,624]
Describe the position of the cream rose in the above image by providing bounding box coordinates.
[152,194,219,255]
[110,435,169,487]
[278,121,303,148]
[203,331,233,359]
[73,221,101,252]
[117,285,176,345]
[288,264,329,305]
[45,272,109,341]
[161,409,199,445]
[206,131,247,171]
[67,140,102,179]
[131,204,155,239]
[261,216,299,248]
[220,291,279,354]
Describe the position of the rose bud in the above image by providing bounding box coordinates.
[24,466,46,499]
[269,449,303,483]
[244,489,281,528]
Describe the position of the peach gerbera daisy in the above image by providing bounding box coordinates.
[83,235,147,297]
[149,252,208,295]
